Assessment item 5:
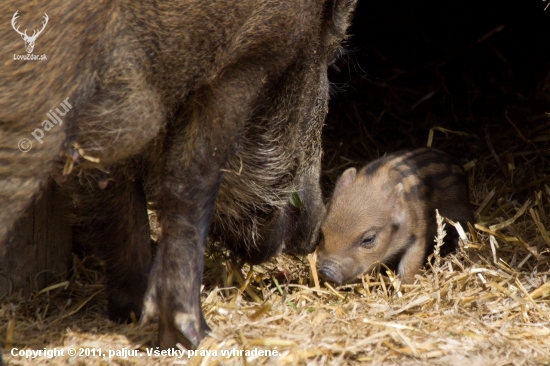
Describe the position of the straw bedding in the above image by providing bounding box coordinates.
[2,1,550,365]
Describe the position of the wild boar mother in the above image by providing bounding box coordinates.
[0,0,356,350]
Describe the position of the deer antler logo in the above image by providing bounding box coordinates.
[12,11,49,54]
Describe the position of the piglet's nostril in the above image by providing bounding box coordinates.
[318,266,343,285]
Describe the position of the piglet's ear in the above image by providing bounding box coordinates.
[333,167,356,197]
[389,183,406,226]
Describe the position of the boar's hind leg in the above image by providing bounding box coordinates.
[72,169,152,322]
[141,69,268,350]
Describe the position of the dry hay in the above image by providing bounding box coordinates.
[3,3,550,363]
[2,149,550,365]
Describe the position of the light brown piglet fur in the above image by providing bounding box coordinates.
[317,148,474,285]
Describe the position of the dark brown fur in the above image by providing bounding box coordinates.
[317,148,474,285]
[0,0,356,349]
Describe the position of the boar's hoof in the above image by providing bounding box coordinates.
[158,312,210,350]
[318,266,343,285]
[140,289,211,350]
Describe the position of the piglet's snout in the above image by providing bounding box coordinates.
[317,258,345,285]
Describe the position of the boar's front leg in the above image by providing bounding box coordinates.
[141,71,266,350]
[71,168,153,322]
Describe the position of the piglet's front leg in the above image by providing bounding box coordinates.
[396,234,427,284]
[140,68,268,350]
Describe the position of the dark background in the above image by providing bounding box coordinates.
[323,0,550,197]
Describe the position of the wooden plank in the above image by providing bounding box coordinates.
[0,179,72,297]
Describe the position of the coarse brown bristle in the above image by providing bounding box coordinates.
[3,1,550,365]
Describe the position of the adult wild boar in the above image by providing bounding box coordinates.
[0,0,356,349]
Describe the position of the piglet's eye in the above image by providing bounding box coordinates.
[360,234,376,248]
